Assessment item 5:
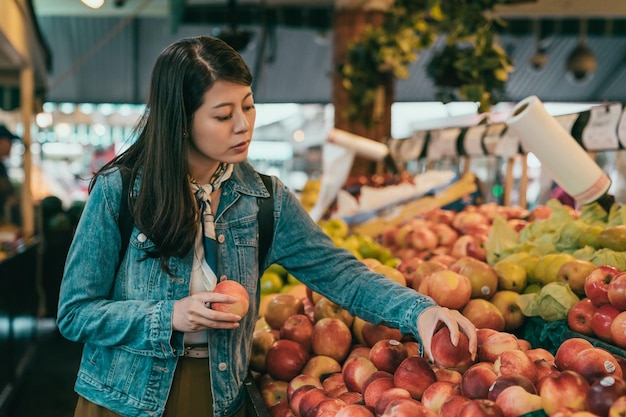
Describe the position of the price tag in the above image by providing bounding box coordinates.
[495,128,520,157]
[482,123,506,155]
[582,103,621,151]
[426,128,461,161]
[462,125,487,156]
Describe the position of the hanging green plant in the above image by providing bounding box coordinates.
[338,0,514,126]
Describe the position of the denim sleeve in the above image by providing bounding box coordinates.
[267,178,437,342]
[56,170,177,358]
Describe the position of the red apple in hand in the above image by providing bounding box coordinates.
[608,272,626,310]
[585,265,621,307]
[211,280,249,316]
[591,304,622,343]
[567,298,597,336]
[430,326,475,373]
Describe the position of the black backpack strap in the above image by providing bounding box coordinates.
[118,168,134,270]
[257,173,274,267]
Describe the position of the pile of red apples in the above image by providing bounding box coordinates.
[568,264,626,348]
[252,286,626,417]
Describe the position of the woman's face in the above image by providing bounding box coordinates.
[187,80,256,182]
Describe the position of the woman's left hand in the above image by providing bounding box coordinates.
[417,306,477,362]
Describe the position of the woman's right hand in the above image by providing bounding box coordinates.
[172,291,242,332]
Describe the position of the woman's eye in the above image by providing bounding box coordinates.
[216,114,232,121]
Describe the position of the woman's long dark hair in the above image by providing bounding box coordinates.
[91,36,253,272]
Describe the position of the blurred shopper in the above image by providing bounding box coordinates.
[0,124,19,224]
[57,36,477,417]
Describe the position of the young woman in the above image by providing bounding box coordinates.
[57,36,476,417]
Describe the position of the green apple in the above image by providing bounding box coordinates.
[493,261,527,293]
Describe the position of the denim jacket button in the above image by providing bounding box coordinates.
[137,233,147,242]
[217,234,225,243]
[218,362,227,371]
[219,275,227,282]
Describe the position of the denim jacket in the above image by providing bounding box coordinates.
[57,161,436,417]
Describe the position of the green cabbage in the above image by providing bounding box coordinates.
[516,282,580,322]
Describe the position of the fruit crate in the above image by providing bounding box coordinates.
[520,316,626,359]
[244,374,271,417]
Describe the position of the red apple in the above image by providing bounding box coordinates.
[585,265,621,307]
[281,314,314,352]
[539,370,591,415]
[411,260,448,292]
[487,374,537,401]
[313,296,354,328]
[586,375,626,417]
[461,299,506,331]
[392,356,437,400]
[430,326,475,373]
[433,367,463,384]
[296,387,332,417]
[494,385,543,417]
[211,280,249,316]
[311,318,352,363]
[592,303,622,343]
[569,347,623,384]
[478,331,520,363]
[611,311,626,349]
[425,270,472,310]
[567,298,597,336]
[609,272,626,311]
[374,387,412,416]
[420,381,461,414]
[439,395,471,417]
[269,400,293,417]
[308,397,345,417]
[525,347,555,365]
[336,390,363,405]
[335,404,375,417]
[493,349,538,384]
[458,399,505,417]
[450,257,498,299]
[363,375,396,407]
[250,330,278,373]
[341,355,378,393]
[409,227,439,251]
[264,293,305,330]
[368,339,408,374]
[429,222,459,247]
[554,337,594,371]
[380,398,436,417]
[361,322,403,347]
[450,234,488,262]
[403,341,419,357]
[259,376,290,409]
[534,359,559,383]
[321,372,347,397]
[265,339,310,382]
[346,345,371,361]
[460,362,498,400]
[301,355,342,380]
[288,374,323,401]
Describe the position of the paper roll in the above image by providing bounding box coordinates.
[327,128,389,161]
[506,95,611,205]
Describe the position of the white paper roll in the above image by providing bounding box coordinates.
[327,128,389,161]
[506,95,611,205]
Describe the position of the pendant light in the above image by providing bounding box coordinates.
[565,19,597,83]
[81,0,105,9]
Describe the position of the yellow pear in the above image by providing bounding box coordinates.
[493,261,527,293]
[556,259,597,296]
[518,254,540,284]
[542,253,576,285]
